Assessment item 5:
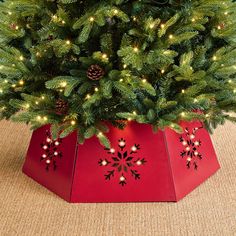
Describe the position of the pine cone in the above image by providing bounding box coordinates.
[55,99,68,115]
[87,64,105,81]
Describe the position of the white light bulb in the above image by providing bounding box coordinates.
[46,160,51,164]
[43,145,48,150]
[102,160,107,166]
[190,134,195,139]
[131,146,137,152]
[54,151,58,156]
[55,141,60,146]
[110,148,115,153]
[120,176,125,181]
[136,160,142,166]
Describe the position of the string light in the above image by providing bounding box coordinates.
[43,116,48,121]
[110,148,115,154]
[94,87,99,92]
[182,89,185,94]
[120,176,125,181]
[71,120,76,125]
[113,9,118,15]
[86,94,91,99]
[89,16,95,22]
[133,111,137,115]
[0,89,3,93]
[213,56,217,61]
[224,12,228,15]
[228,79,232,83]
[133,47,139,52]
[37,116,42,120]
[25,104,30,109]
[119,78,124,82]
[35,101,39,105]
[102,53,107,59]
[19,56,24,61]
[181,112,186,117]
[128,117,132,121]
[161,69,165,74]
[62,20,65,24]
[19,80,24,85]
[41,96,45,100]
[142,79,147,83]
[160,24,165,29]
[8,11,12,15]
[169,34,173,39]
[191,18,196,22]
[60,82,67,87]
[133,16,137,21]
[123,64,127,69]
[66,40,71,45]
[149,23,155,29]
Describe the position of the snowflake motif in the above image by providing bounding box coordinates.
[40,130,62,171]
[180,126,203,170]
[98,138,147,186]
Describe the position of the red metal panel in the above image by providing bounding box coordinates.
[23,121,220,203]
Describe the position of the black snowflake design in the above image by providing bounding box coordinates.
[98,138,147,186]
[179,126,203,170]
[40,130,63,171]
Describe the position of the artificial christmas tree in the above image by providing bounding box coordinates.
[0,0,236,202]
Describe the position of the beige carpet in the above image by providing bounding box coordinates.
[0,120,235,236]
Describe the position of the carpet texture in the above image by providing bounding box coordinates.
[0,120,235,236]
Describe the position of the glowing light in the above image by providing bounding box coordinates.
[120,176,125,181]
[46,160,51,164]
[46,138,51,143]
[186,147,190,151]
[133,47,139,52]
[71,120,76,125]
[110,148,115,154]
[195,141,200,146]
[94,87,99,92]
[213,56,217,61]
[169,34,173,39]
[149,23,155,29]
[60,82,67,87]
[66,40,71,45]
[19,56,24,61]
[55,141,60,146]
[160,24,165,29]
[37,116,41,120]
[142,79,147,83]
[89,17,95,22]
[43,145,48,150]
[119,141,125,147]
[102,160,107,166]
[187,157,192,162]
[19,80,24,85]
[102,53,107,59]
[42,154,47,158]
[190,134,195,139]
[136,160,142,166]
[123,64,127,69]
[131,146,137,152]
[54,151,58,156]
[161,69,165,74]
[114,9,118,14]
[182,141,187,146]
[194,151,199,156]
